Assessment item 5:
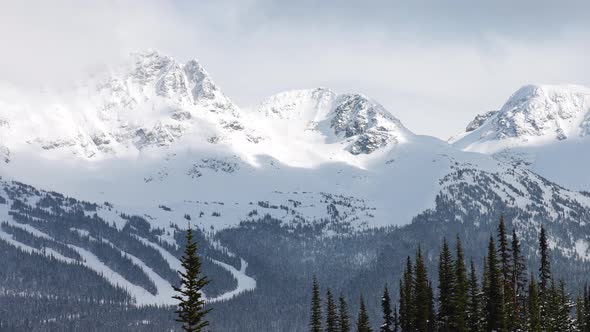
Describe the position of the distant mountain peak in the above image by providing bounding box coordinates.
[256,88,411,155]
[453,84,590,150]
[490,84,590,140]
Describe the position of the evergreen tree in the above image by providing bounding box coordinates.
[398,280,406,332]
[310,275,323,332]
[399,257,414,332]
[538,226,551,330]
[484,236,505,332]
[357,295,372,332]
[585,284,590,332]
[414,246,431,332]
[453,236,468,332]
[380,286,394,332]
[497,217,512,283]
[527,275,541,332]
[481,256,489,328]
[554,279,574,331]
[339,295,351,332]
[172,225,211,332]
[437,238,455,332]
[392,305,400,332]
[538,226,551,292]
[577,295,586,332]
[511,229,527,330]
[326,289,339,332]
[467,259,482,332]
[546,278,561,331]
[427,283,437,332]
[496,217,513,331]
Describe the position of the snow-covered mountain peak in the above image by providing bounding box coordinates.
[450,84,590,190]
[255,88,411,155]
[103,50,236,113]
[498,84,590,137]
[453,84,590,151]
[0,50,252,160]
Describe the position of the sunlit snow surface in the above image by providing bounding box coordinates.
[452,84,590,190]
[2,52,590,305]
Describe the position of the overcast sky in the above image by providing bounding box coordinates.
[2,0,589,139]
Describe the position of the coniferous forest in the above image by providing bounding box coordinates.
[309,217,590,332]
[3,178,590,331]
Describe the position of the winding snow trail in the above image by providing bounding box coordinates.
[208,258,256,302]
[134,235,256,303]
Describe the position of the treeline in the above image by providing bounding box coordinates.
[310,217,590,332]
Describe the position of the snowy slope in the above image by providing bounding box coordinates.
[0,178,255,305]
[0,51,259,160]
[2,52,590,310]
[452,84,590,190]
[253,88,411,155]
[0,51,437,228]
[1,53,590,228]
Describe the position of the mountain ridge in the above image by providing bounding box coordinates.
[452,83,590,190]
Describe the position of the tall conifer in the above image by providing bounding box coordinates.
[467,259,482,332]
[438,238,455,332]
[400,257,414,332]
[392,305,399,332]
[380,286,394,332]
[527,275,541,332]
[173,225,211,332]
[414,247,430,332]
[577,295,586,332]
[538,226,551,329]
[511,229,527,330]
[484,236,505,332]
[427,283,437,332]
[326,289,339,332]
[453,236,468,332]
[496,217,513,331]
[554,279,574,331]
[340,295,351,332]
[310,275,322,332]
[357,295,372,332]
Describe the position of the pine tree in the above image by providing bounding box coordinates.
[546,278,561,331]
[340,295,351,332]
[577,295,586,332]
[497,217,512,283]
[310,275,323,332]
[511,229,527,330]
[326,289,339,332]
[538,226,551,330]
[173,225,211,332]
[527,275,541,332]
[380,286,394,332]
[414,246,431,332]
[467,259,482,332]
[554,279,574,331]
[438,238,455,332]
[392,305,400,332]
[427,283,437,332]
[496,217,513,331]
[453,236,468,332]
[357,295,373,332]
[585,284,590,332]
[399,257,414,332]
[398,279,407,332]
[481,256,489,328]
[484,236,505,332]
